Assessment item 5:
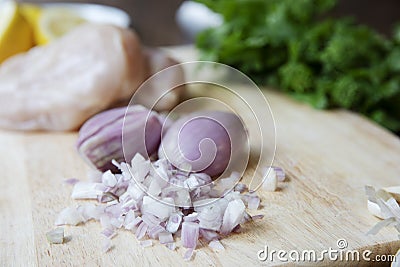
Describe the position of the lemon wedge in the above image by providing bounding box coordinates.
[0,1,33,63]
[20,3,42,27]
[35,8,86,45]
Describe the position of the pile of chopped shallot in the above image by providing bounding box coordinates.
[54,153,285,260]
[365,185,400,237]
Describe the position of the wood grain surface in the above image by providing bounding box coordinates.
[1,47,400,266]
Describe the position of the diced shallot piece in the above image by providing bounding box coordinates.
[246,194,261,210]
[166,213,182,233]
[198,205,223,231]
[272,166,286,181]
[142,196,175,221]
[199,229,219,242]
[103,238,113,253]
[252,214,265,220]
[71,182,106,199]
[181,222,199,248]
[262,168,278,192]
[148,225,165,239]
[77,203,104,221]
[184,248,195,261]
[55,207,84,226]
[234,183,247,193]
[131,153,151,182]
[136,222,148,240]
[383,186,400,202]
[367,200,384,219]
[125,216,143,230]
[64,178,80,185]
[209,240,225,251]
[54,152,277,260]
[159,232,174,244]
[102,170,118,187]
[165,242,176,250]
[220,199,245,235]
[140,240,153,248]
[184,213,199,222]
[46,228,64,244]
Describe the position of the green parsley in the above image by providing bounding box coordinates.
[196,0,400,132]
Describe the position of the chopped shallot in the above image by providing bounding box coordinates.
[209,240,225,251]
[165,242,176,250]
[262,168,278,192]
[365,185,400,236]
[366,217,397,235]
[272,166,286,182]
[101,228,117,239]
[252,214,265,220]
[184,212,198,222]
[142,196,175,220]
[184,248,195,261]
[234,183,247,193]
[102,170,118,187]
[393,249,400,267]
[77,203,103,221]
[148,225,165,239]
[159,232,174,244]
[54,153,284,260]
[64,178,80,185]
[55,207,84,226]
[220,199,246,235]
[245,193,260,210]
[103,238,113,253]
[199,229,219,242]
[71,182,105,199]
[46,228,64,244]
[181,222,199,248]
[198,205,223,231]
[166,213,182,233]
[383,186,400,202]
[367,200,384,219]
[140,240,153,248]
[135,222,148,240]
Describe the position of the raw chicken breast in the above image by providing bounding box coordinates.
[0,24,146,131]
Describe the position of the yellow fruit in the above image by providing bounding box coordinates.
[20,4,41,26]
[19,3,42,46]
[0,1,33,63]
[35,8,86,45]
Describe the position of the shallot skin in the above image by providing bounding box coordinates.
[159,111,248,177]
[77,106,162,172]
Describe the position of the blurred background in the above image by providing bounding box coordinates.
[18,0,400,46]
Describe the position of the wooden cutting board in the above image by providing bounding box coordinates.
[1,46,400,266]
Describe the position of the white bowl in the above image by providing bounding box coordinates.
[39,3,131,28]
[176,1,222,39]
